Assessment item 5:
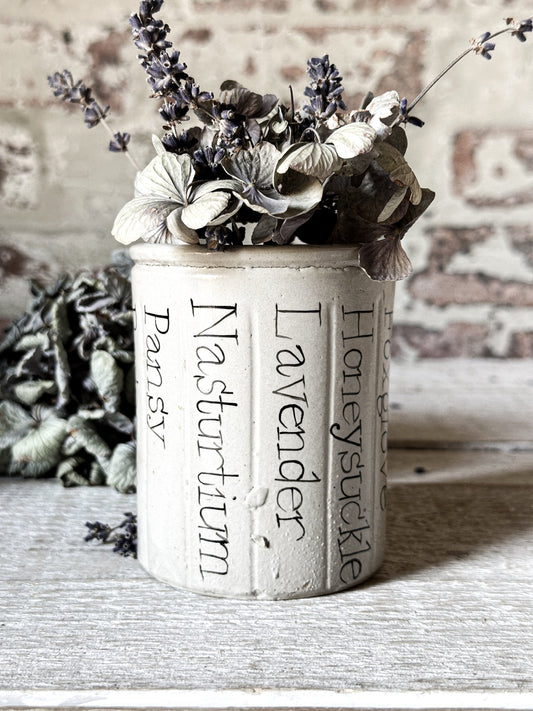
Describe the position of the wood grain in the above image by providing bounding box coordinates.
[1,359,532,710]
[389,359,533,446]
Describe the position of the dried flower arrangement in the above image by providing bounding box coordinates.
[48,2,532,281]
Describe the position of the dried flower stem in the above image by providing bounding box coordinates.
[397,21,531,124]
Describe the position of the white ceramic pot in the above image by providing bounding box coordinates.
[130,243,395,599]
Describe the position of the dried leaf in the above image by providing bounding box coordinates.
[166,206,201,244]
[219,82,278,118]
[103,411,134,435]
[13,334,49,352]
[89,460,106,485]
[135,152,194,203]
[385,125,408,155]
[326,122,376,160]
[0,400,34,448]
[57,456,91,487]
[181,191,232,229]
[90,350,124,413]
[67,415,112,466]
[394,188,436,234]
[11,414,68,477]
[275,169,323,219]
[191,179,241,200]
[15,346,45,379]
[359,236,413,281]
[378,186,408,222]
[252,215,277,244]
[151,134,167,156]
[223,141,281,188]
[51,296,71,410]
[105,442,136,493]
[241,186,289,215]
[376,142,422,204]
[124,365,136,406]
[366,90,400,120]
[13,380,56,406]
[366,90,400,139]
[276,142,342,181]
[273,212,315,245]
[112,197,189,245]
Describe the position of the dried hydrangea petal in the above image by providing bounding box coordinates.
[358,236,413,282]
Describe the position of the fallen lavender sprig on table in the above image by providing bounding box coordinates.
[85,512,137,558]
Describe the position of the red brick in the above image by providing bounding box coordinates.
[370,30,425,103]
[192,0,288,9]
[507,224,533,269]
[314,0,450,7]
[409,271,533,308]
[292,26,425,106]
[452,128,533,207]
[87,29,130,107]
[508,332,533,358]
[424,226,494,271]
[180,28,213,44]
[0,128,38,210]
[392,323,490,358]
[353,0,450,6]
[407,224,533,307]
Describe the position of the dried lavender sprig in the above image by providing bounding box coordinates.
[302,55,347,124]
[397,17,532,125]
[129,0,250,152]
[84,512,137,558]
[130,2,198,126]
[48,70,140,170]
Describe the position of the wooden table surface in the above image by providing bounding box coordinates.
[1,359,532,711]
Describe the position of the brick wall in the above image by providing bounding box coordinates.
[1,0,533,357]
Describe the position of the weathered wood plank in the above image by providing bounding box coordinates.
[1,360,532,705]
[1,471,532,694]
[388,448,533,485]
[389,359,533,446]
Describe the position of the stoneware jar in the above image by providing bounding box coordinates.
[130,243,395,599]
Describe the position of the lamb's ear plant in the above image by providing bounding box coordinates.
[48,8,532,281]
[0,256,136,492]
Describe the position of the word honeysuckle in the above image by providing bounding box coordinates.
[48,2,532,280]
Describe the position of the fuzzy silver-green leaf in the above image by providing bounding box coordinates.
[90,350,124,413]
[11,414,68,477]
[66,415,112,466]
[105,442,136,493]
[14,380,56,406]
[0,400,34,448]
